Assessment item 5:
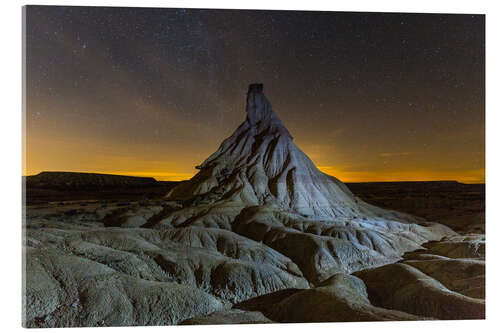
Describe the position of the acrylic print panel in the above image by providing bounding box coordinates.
[23,5,485,327]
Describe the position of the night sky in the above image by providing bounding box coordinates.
[25,6,485,183]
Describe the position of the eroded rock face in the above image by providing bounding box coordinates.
[24,84,484,326]
[231,205,453,284]
[153,84,456,277]
[268,273,424,322]
[166,84,362,219]
[184,236,486,324]
[180,309,273,325]
[25,246,224,327]
[24,219,309,327]
[353,236,486,320]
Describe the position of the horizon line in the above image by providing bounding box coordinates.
[22,170,486,185]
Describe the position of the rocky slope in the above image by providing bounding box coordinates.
[23,84,485,327]
[166,84,411,220]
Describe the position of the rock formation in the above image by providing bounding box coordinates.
[23,84,484,327]
[166,83,392,219]
[151,84,454,280]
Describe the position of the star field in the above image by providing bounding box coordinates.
[25,6,485,182]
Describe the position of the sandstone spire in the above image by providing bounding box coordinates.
[166,84,402,220]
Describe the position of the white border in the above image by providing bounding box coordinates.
[2,1,498,332]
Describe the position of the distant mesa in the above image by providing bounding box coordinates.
[25,171,159,190]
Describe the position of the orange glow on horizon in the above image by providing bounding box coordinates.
[24,167,485,184]
[23,169,196,182]
[317,166,485,184]
[24,114,484,184]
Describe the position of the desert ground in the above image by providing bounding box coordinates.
[23,85,485,327]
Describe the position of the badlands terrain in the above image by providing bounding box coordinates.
[23,84,485,327]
